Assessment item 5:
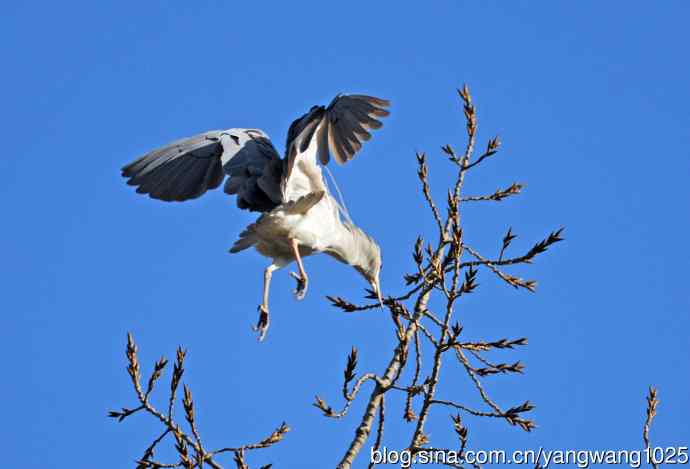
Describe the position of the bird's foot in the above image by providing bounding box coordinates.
[253,304,270,341]
[289,271,308,300]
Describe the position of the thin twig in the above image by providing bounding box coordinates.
[643,387,660,469]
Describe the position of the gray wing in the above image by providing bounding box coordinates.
[220,130,283,211]
[121,128,283,211]
[285,94,390,167]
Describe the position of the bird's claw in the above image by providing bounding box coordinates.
[253,304,270,341]
[289,271,308,300]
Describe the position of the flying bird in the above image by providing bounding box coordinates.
[121,94,390,339]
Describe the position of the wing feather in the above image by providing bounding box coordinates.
[123,131,224,201]
[122,129,282,211]
[135,156,188,195]
[339,111,371,141]
[327,122,348,165]
[284,93,390,169]
[220,133,283,211]
[333,121,357,159]
[152,156,200,201]
[281,93,390,202]
[315,119,331,165]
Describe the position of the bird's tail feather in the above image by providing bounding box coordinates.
[229,225,258,253]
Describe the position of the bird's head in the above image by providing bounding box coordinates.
[353,234,383,307]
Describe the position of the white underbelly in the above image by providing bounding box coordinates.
[254,195,340,253]
[292,200,340,250]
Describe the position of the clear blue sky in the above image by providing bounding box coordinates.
[2,1,689,468]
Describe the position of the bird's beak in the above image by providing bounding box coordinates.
[371,276,384,309]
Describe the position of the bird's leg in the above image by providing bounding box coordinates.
[254,264,278,341]
[289,239,309,300]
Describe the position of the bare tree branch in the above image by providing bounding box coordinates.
[643,386,660,469]
[109,333,288,469]
[326,86,560,468]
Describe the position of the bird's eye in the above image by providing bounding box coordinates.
[230,135,240,144]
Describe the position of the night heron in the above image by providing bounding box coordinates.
[121,94,390,339]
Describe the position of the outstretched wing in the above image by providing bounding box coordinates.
[121,128,282,211]
[122,131,225,202]
[285,94,390,167]
[281,94,390,202]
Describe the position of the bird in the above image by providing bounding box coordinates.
[121,93,390,340]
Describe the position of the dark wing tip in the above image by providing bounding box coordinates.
[120,133,226,202]
[121,159,143,178]
[286,93,391,171]
[320,93,391,165]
